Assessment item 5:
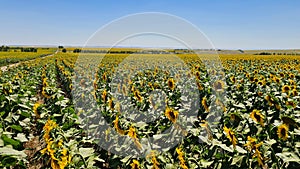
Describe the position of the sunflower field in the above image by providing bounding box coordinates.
[0,50,299,168]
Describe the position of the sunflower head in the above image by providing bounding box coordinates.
[165,107,179,123]
[277,124,289,141]
[292,89,298,96]
[279,72,285,78]
[250,109,264,127]
[282,85,291,93]
[213,80,225,91]
[230,76,236,83]
[167,78,176,91]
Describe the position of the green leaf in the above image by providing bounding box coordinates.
[14,133,28,142]
[10,125,22,132]
[1,134,22,149]
[231,155,244,166]
[79,148,94,158]
[0,146,27,158]
[200,159,214,168]
[1,156,18,167]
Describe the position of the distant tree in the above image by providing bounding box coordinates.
[73,48,81,53]
[62,48,67,53]
[58,46,64,49]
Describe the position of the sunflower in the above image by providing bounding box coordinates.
[282,85,291,93]
[249,76,255,82]
[279,72,285,78]
[275,104,281,110]
[195,71,201,80]
[250,109,264,127]
[148,151,160,169]
[230,76,236,83]
[286,101,296,108]
[108,98,114,110]
[122,84,127,96]
[165,107,179,123]
[257,91,263,97]
[281,116,299,128]
[253,147,264,166]
[114,116,125,135]
[130,159,140,169]
[213,80,225,91]
[277,124,288,141]
[134,90,143,102]
[223,126,237,148]
[244,136,257,151]
[289,79,296,85]
[102,72,107,81]
[292,89,298,96]
[273,76,280,83]
[167,78,176,91]
[33,102,41,118]
[289,73,295,79]
[257,80,265,86]
[128,126,142,150]
[176,147,188,169]
[101,90,107,103]
[201,97,209,112]
[196,81,204,91]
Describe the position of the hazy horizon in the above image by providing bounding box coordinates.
[1,0,300,49]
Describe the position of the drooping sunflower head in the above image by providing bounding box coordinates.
[108,98,114,110]
[223,126,237,148]
[101,90,107,103]
[257,91,263,97]
[165,107,179,123]
[102,72,107,81]
[286,100,296,108]
[134,90,143,102]
[201,97,209,112]
[130,159,140,169]
[195,71,201,80]
[250,109,264,127]
[167,78,176,91]
[277,124,289,141]
[244,136,257,151]
[292,89,298,96]
[33,102,41,118]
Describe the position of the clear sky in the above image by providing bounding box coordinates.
[0,0,299,49]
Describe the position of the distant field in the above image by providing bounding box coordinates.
[0,48,300,168]
[0,48,56,66]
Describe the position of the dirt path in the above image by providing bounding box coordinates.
[0,50,58,72]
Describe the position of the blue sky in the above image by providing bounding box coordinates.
[0,0,299,49]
